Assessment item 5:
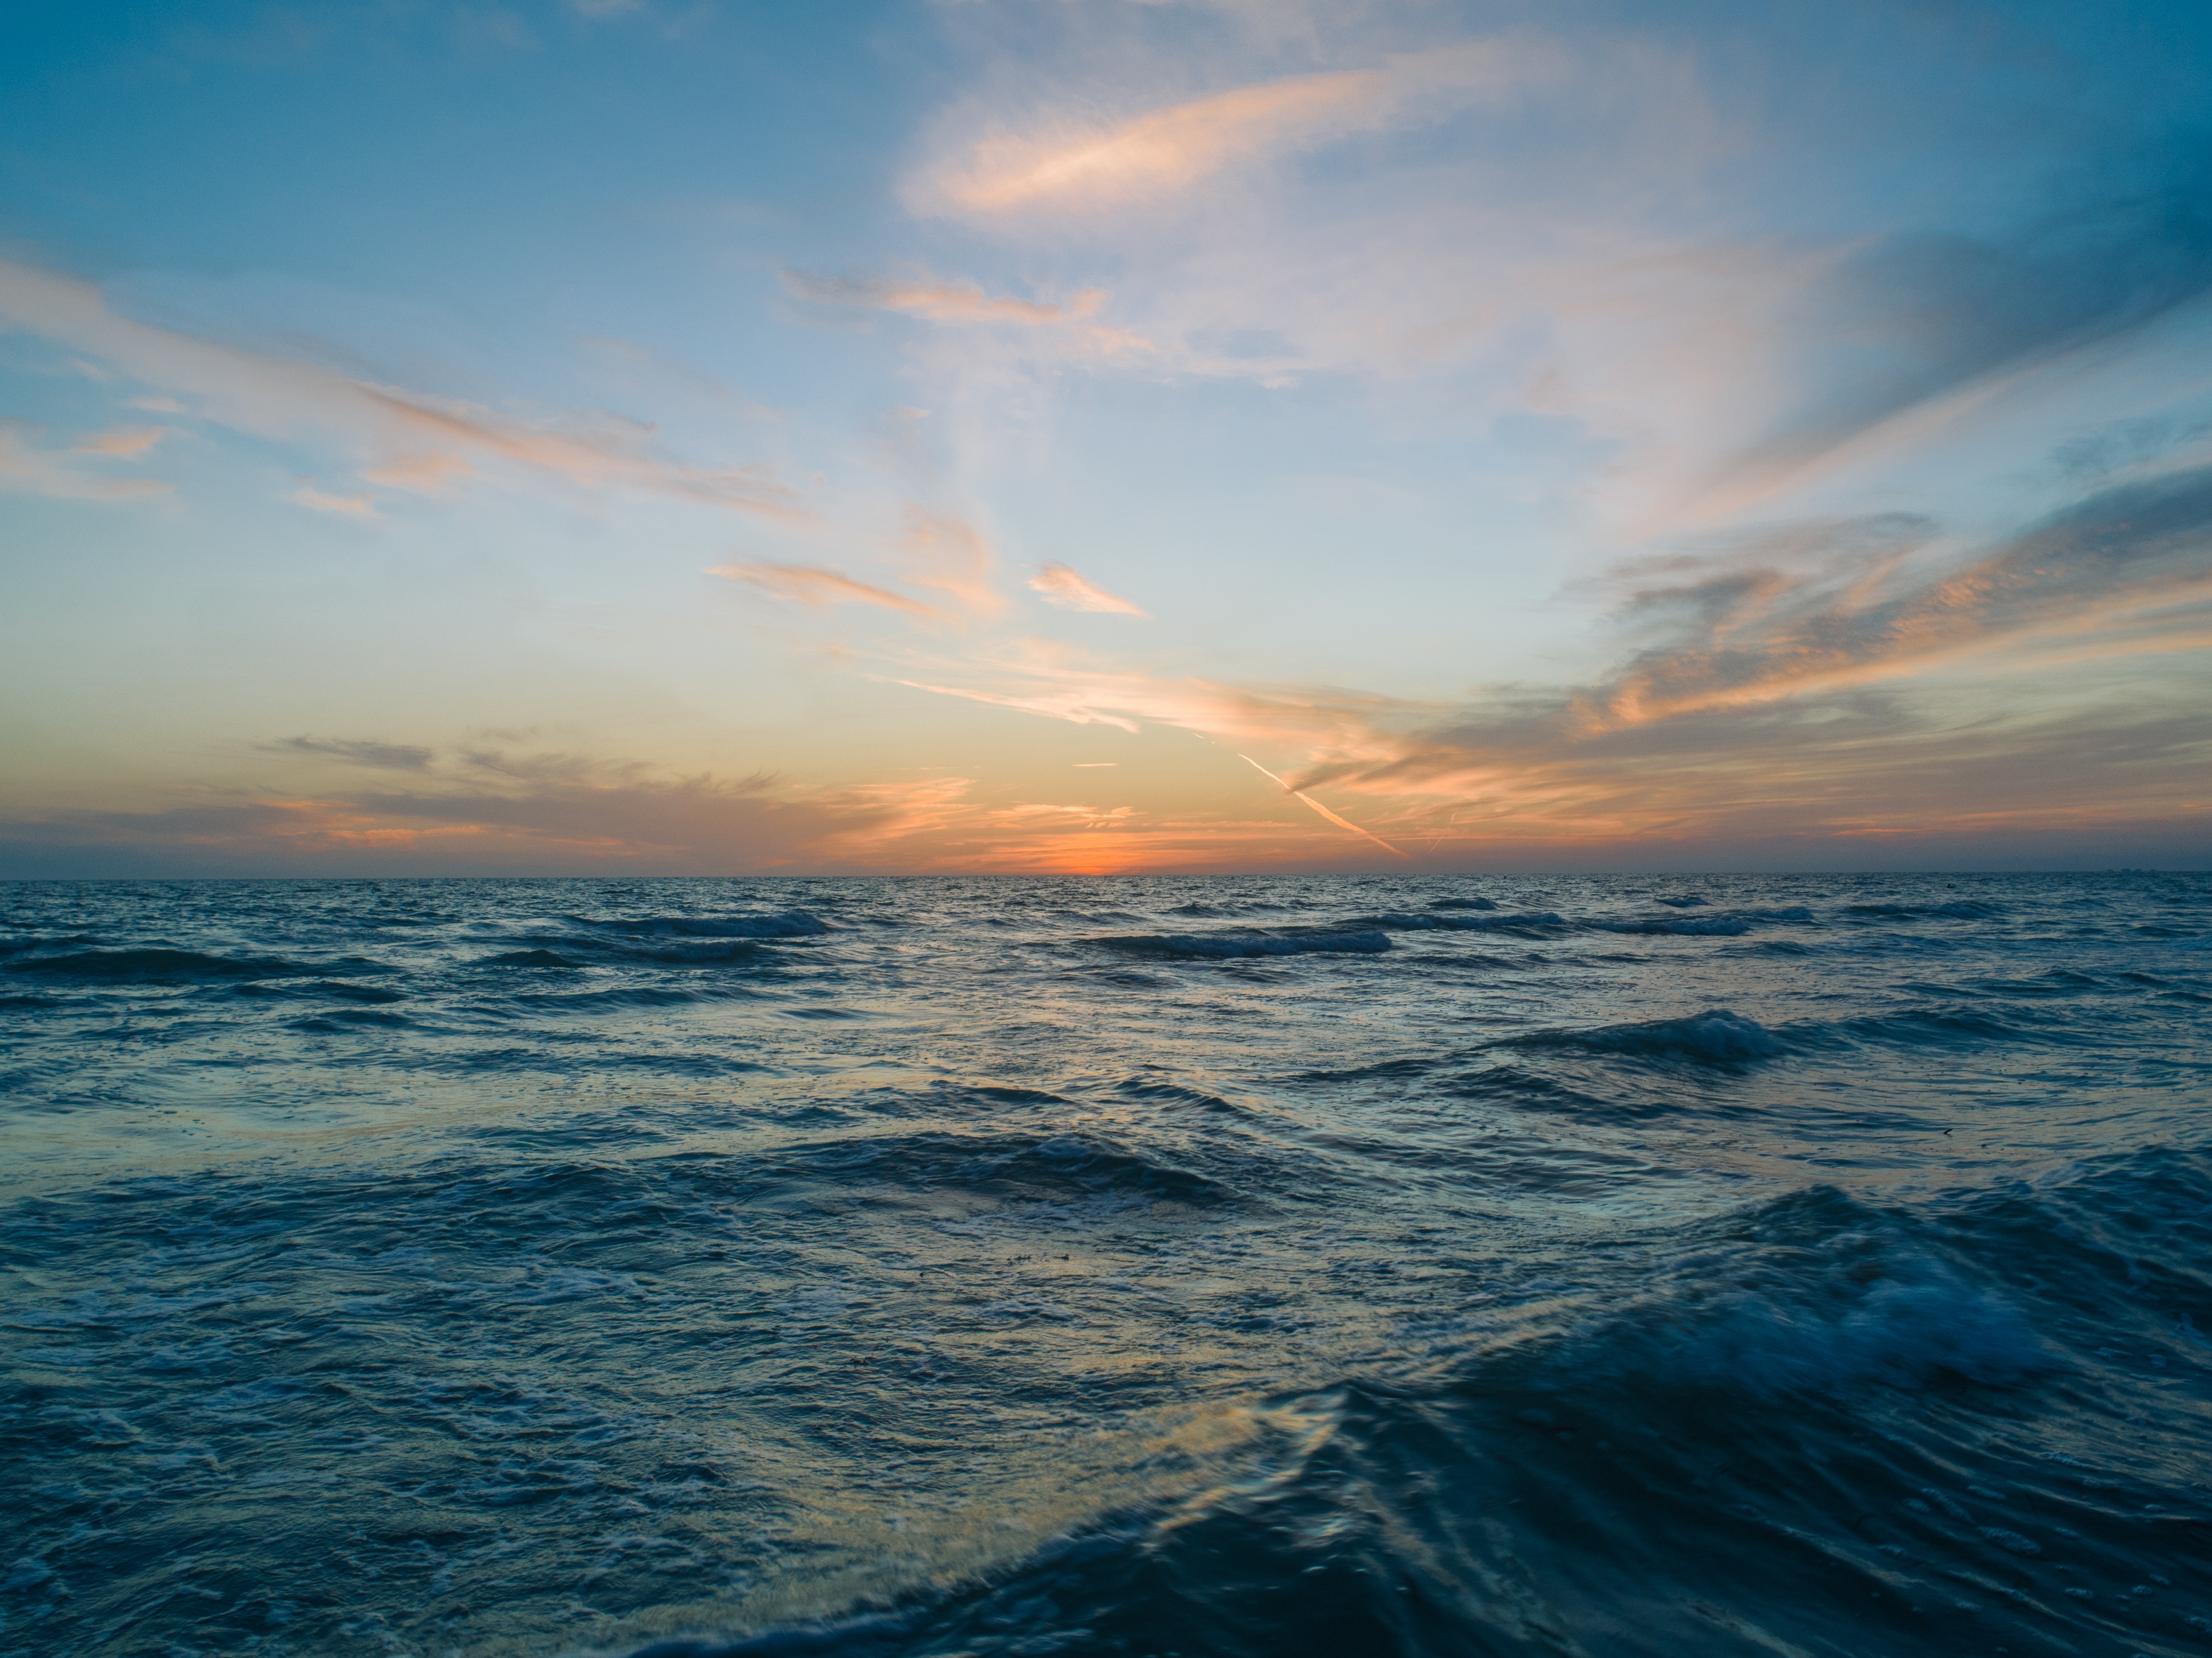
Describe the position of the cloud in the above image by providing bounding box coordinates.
[0,750,1208,879]
[914,41,1551,218]
[288,481,378,517]
[782,270,1155,361]
[783,270,1106,325]
[1029,563,1148,615]
[0,420,173,501]
[1252,468,2212,852]
[1239,751,1408,858]
[709,562,943,619]
[887,636,1426,754]
[894,18,2212,551]
[901,506,1008,618]
[1585,465,2212,729]
[0,255,809,520]
[268,737,434,771]
[870,465,2212,863]
[0,777,899,878]
[74,425,170,457]
[1705,183,2212,506]
[364,451,474,492]
[706,510,1009,626]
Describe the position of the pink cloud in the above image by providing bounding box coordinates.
[74,425,169,457]
[0,420,173,501]
[783,270,1105,325]
[289,481,378,518]
[913,42,1556,218]
[1029,563,1147,616]
[0,256,809,520]
[709,562,943,619]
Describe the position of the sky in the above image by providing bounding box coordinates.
[2,0,2210,876]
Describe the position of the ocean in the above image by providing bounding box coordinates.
[2,872,2208,1657]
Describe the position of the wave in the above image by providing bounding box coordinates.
[4,947,320,981]
[1845,899,2004,920]
[287,1008,413,1032]
[1512,1007,1785,1062]
[1584,1194,2051,1395]
[494,983,770,1013]
[576,910,828,939]
[233,979,406,1005]
[1093,930,1391,959]
[1588,916,1751,936]
[505,933,778,966]
[609,1184,2108,1658]
[767,1130,1239,1207]
[1824,1003,2091,1050]
[0,933,97,958]
[1350,911,1565,933]
[1428,896,1498,910]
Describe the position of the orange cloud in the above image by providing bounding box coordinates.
[901,506,1008,619]
[709,562,943,619]
[0,256,808,520]
[926,72,1390,216]
[289,481,377,518]
[915,42,1553,218]
[364,450,474,492]
[783,270,1106,325]
[887,635,1426,758]
[849,467,2212,864]
[0,420,173,501]
[74,425,169,457]
[1029,563,1148,616]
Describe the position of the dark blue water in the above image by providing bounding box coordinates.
[3,873,2210,1657]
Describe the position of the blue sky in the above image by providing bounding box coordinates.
[3,0,2210,873]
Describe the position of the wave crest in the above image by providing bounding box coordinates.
[1521,1007,1784,1062]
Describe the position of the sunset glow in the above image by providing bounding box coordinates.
[3,1,2208,874]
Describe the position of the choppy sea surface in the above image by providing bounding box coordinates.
[3,873,2210,1658]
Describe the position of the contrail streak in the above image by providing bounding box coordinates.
[1238,754,1411,859]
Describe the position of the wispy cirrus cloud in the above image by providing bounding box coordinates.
[266,737,434,771]
[1029,563,1148,615]
[74,425,170,457]
[912,40,1559,219]
[897,15,2212,549]
[782,270,1106,326]
[887,636,1426,755]
[0,419,173,501]
[288,480,377,518]
[781,269,1155,361]
[705,507,1011,627]
[1692,185,2212,515]
[901,506,1008,619]
[709,562,944,619]
[0,256,810,519]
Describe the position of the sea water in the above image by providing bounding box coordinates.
[1,872,2208,1657]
